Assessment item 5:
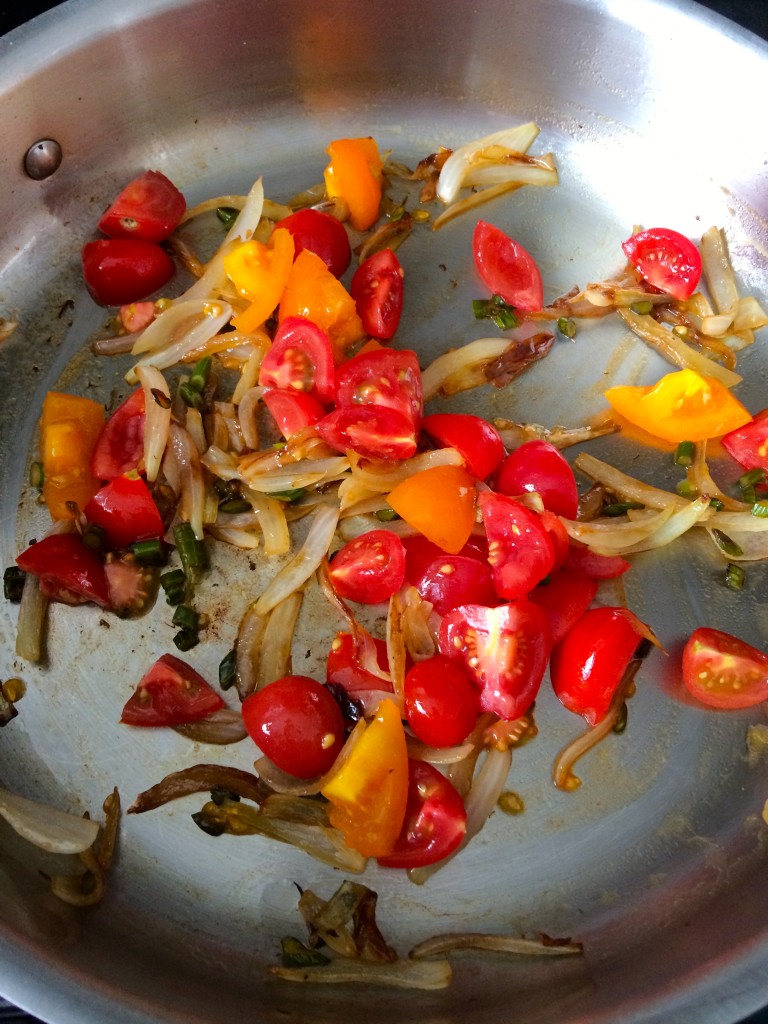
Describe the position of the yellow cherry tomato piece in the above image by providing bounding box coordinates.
[321,698,408,858]
[388,464,477,554]
[604,368,751,443]
[226,227,295,333]
[40,391,105,519]
[324,137,383,232]
[279,248,364,356]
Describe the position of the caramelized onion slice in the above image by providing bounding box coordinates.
[127,764,272,814]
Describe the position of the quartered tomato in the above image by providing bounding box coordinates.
[328,530,406,604]
[278,207,351,278]
[564,544,631,580]
[410,554,498,617]
[472,220,544,312]
[334,348,423,428]
[326,631,393,695]
[323,136,383,232]
[39,391,105,520]
[16,533,111,608]
[241,675,345,778]
[479,491,555,600]
[121,653,225,727]
[227,228,295,333]
[350,249,404,340]
[439,601,550,720]
[318,405,419,461]
[263,389,326,440]
[529,568,598,647]
[278,249,364,354]
[682,627,768,709]
[494,440,579,519]
[82,239,176,306]
[84,474,164,550]
[377,760,467,869]
[91,388,146,480]
[389,465,477,555]
[721,409,768,473]
[422,413,505,481]
[97,170,186,243]
[403,655,480,747]
[258,316,336,404]
[549,606,653,725]
[621,227,702,301]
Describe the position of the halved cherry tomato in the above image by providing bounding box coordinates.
[323,137,383,232]
[334,348,423,429]
[40,391,105,519]
[278,207,351,278]
[377,760,467,869]
[472,220,543,312]
[564,544,631,580]
[389,465,476,555]
[549,606,652,725]
[241,675,345,778]
[82,239,175,306]
[439,601,550,720]
[479,491,555,600]
[278,249,364,355]
[494,440,579,519]
[403,655,480,747]
[721,409,768,473]
[682,627,768,709]
[326,631,394,695]
[350,249,404,340]
[318,405,418,461]
[605,369,751,444]
[98,170,186,243]
[621,227,702,301]
[411,554,498,616]
[540,508,571,572]
[328,530,406,604]
[91,388,145,480]
[121,653,225,727]
[16,533,111,608]
[263,389,326,440]
[422,413,505,481]
[403,534,488,583]
[258,315,336,404]
[84,474,164,550]
[529,568,598,646]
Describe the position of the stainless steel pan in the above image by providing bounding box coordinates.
[0,1,767,1021]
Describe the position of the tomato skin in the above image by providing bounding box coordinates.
[324,137,383,232]
[412,554,498,617]
[242,676,345,779]
[479,491,555,600]
[278,208,351,278]
[121,653,225,727]
[258,316,336,404]
[350,249,404,340]
[549,606,650,725]
[318,405,418,460]
[621,227,702,301]
[472,220,544,312]
[98,170,186,243]
[16,533,111,608]
[422,413,505,481]
[82,239,175,306]
[84,475,164,549]
[326,631,394,695]
[377,760,467,869]
[682,627,768,709]
[263,389,326,439]
[494,440,579,520]
[564,544,631,580]
[529,568,598,647]
[721,409,768,474]
[40,391,105,520]
[403,534,488,582]
[329,530,406,605]
[403,655,480,747]
[439,601,550,720]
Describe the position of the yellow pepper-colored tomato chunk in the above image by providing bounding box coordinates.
[321,698,408,858]
[226,227,295,334]
[279,248,364,356]
[324,137,383,232]
[388,465,477,554]
[40,391,105,519]
[604,368,751,443]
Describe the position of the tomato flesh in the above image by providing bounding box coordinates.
[682,627,768,709]
[621,227,702,301]
[329,530,406,605]
[263,389,326,439]
[91,388,146,480]
[84,475,164,550]
[82,239,175,306]
[318,405,418,461]
[334,348,423,428]
[258,316,336,405]
[479,491,555,600]
[98,170,186,243]
[326,631,393,696]
[472,220,544,312]
[403,654,480,747]
[278,208,351,278]
[350,249,404,340]
[494,440,579,520]
[422,413,505,481]
[16,533,111,608]
[121,653,225,726]
[721,409,768,474]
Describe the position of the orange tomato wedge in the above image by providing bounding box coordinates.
[278,248,364,356]
[324,137,383,232]
[227,227,295,333]
[40,391,105,519]
[388,465,477,554]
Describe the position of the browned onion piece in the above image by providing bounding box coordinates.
[267,958,452,989]
[127,764,272,814]
[483,332,554,387]
[173,708,248,745]
[409,932,583,959]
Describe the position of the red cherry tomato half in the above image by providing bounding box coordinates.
[472,220,544,312]
[326,631,394,696]
[98,170,186,243]
[91,388,146,480]
[479,491,555,600]
[422,413,505,481]
[377,759,467,869]
[350,249,404,340]
[120,653,225,726]
[412,554,498,617]
[549,606,651,725]
[82,239,175,306]
[563,544,632,580]
[621,227,702,302]
[258,316,336,405]
[529,568,598,647]
[278,207,351,278]
[495,440,579,520]
[439,601,550,720]
[241,675,346,779]
[403,654,480,747]
[334,347,423,428]
[721,409,768,474]
[318,405,418,461]
[16,533,111,608]
[262,389,326,440]
[84,475,164,550]
[682,627,768,709]
[329,529,406,605]
[403,534,488,582]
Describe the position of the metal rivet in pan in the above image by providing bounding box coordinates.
[24,138,63,180]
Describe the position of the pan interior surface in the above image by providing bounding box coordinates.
[0,1,766,1022]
